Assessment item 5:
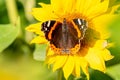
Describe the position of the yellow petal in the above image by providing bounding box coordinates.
[38,3,50,8]
[32,8,57,22]
[63,55,74,79]
[79,58,89,80]
[107,42,115,48]
[46,47,55,56]
[63,0,76,14]
[110,4,120,14]
[94,40,108,49]
[30,36,48,44]
[45,56,56,65]
[51,0,63,9]
[53,55,68,71]
[87,0,109,19]
[92,14,116,27]
[76,0,85,13]
[26,23,44,36]
[51,0,64,13]
[85,48,106,72]
[74,55,81,77]
[88,0,101,7]
[92,14,116,39]
[76,0,100,15]
[101,49,114,61]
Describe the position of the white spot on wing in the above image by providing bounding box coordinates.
[81,25,84,29]
[47,20,51,27]
[78,19,82,25]
[44,27,48,31]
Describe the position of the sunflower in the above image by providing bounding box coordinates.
[26,0,119,80]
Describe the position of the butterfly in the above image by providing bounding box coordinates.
[41,18,88,54]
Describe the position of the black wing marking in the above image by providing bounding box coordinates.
[73,18,88,40]
[41,20,56,40]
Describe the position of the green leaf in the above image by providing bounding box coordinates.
[69,70,114,80]
[115,0,120,5]
[109,17,120,42]
[36,0,50,4]
[107,64,120,80]
[33,44,47,61]
[18,0,36,22]
[90,70,114,80]
[106,45,120,66]
[0,17,20,52]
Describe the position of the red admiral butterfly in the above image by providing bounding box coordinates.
[41,18,88,54]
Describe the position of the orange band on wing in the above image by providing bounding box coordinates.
[50,44,61,54]
[48,22,58,40]
[50,44,80,55]
[71,20,81,38]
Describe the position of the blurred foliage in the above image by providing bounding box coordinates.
[107,64,120,80]
[0,0,120,80]
[33,44,47,61]
[0,18,20,52]
[109,0,119,6]
[106,15,120,66]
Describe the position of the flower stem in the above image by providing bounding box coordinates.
[58,69,63,80]
[5,0,18,25]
